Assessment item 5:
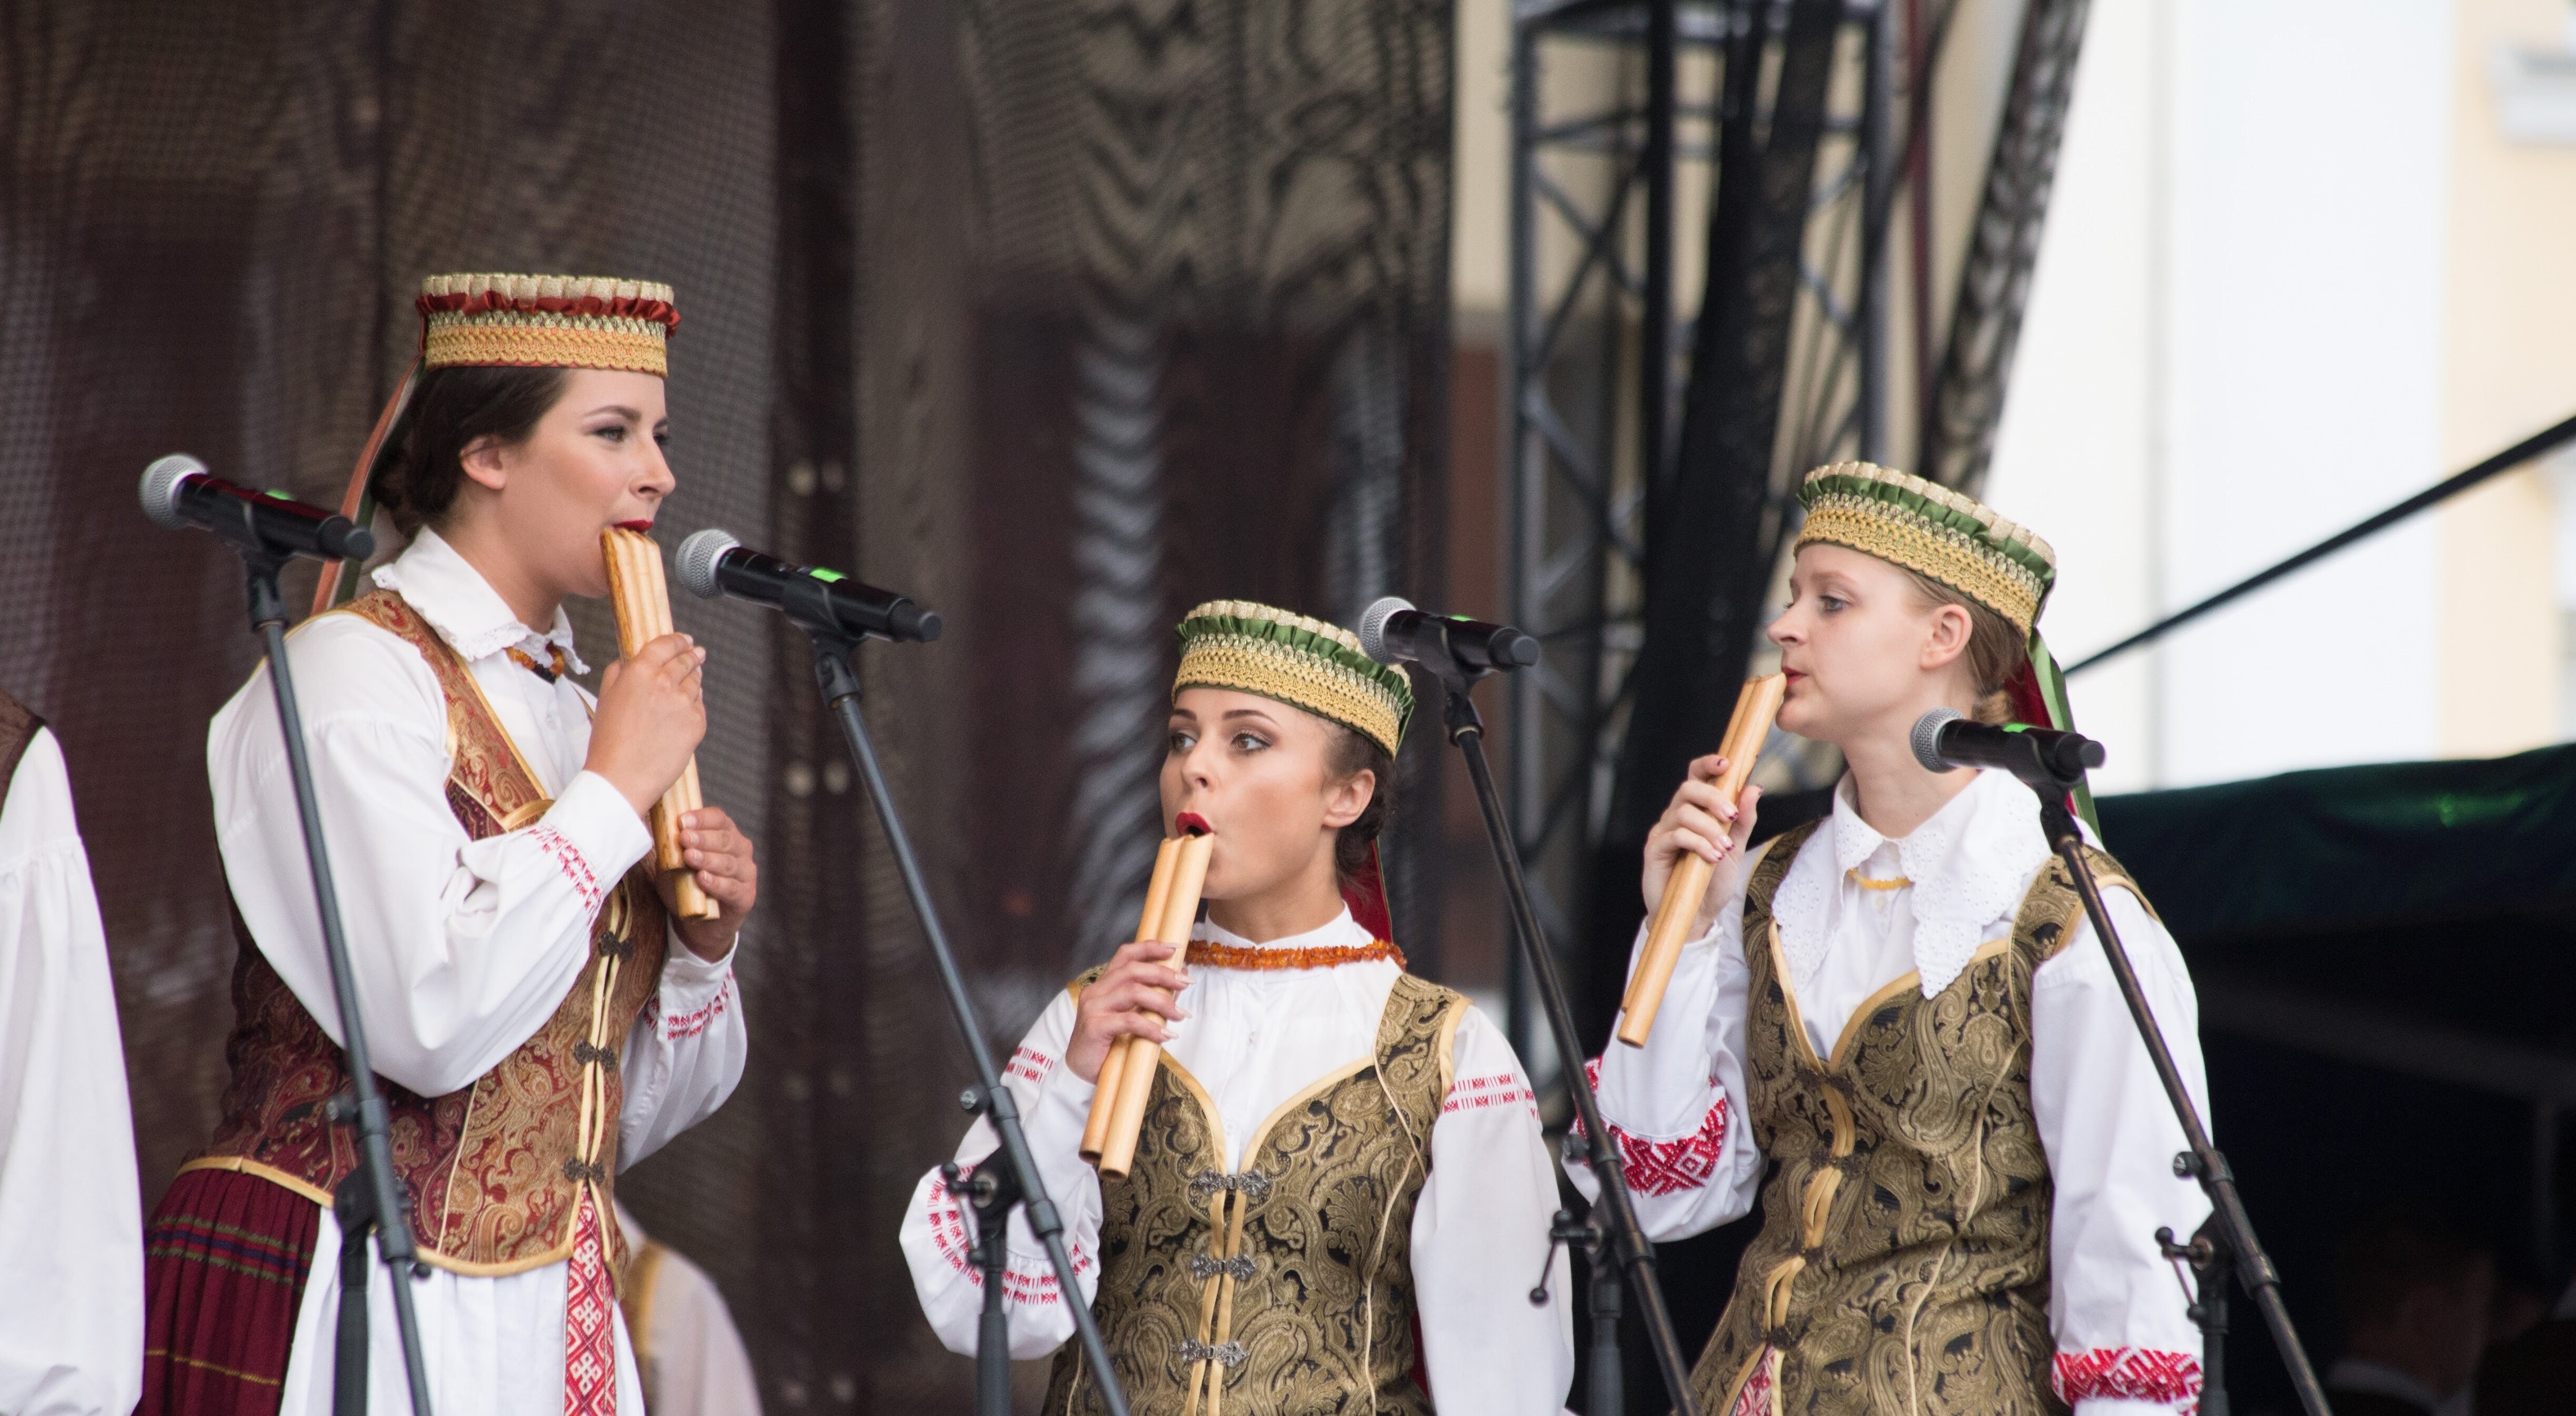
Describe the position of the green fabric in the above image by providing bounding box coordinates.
[1174,610,1416,741]
[2025,630,2097,835]
[1799,471,2057,587]
[2095,742,2576,945]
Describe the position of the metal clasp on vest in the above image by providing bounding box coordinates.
[1187,1170,1274,1204]
[572,1041,618,1073]
[562,1158,607,1183]
[1189,1253,1257,1281]
[1175,1339,1247,1368]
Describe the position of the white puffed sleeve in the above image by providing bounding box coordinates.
[2032,885,2212,1415]
[1563,843,1768,1240]
[209,616,654,1099]
[897,989,1104,1358]
[1412,1004,1574,1413]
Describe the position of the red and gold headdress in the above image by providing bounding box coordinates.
[313,272,680,612]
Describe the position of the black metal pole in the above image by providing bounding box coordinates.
[2066,409,2576,675]
[247,561,434,1416]
[2034,793,2330,1416]
[1642,0,1677,489]
[805,633,1131,1416]
[1433,654,1700,1416]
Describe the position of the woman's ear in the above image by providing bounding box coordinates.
[1919,602,1973,673]
[457,434,511,495]
[1322,767,1375,831]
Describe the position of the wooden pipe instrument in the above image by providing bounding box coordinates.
[1615,672,1785,1048]
[601,526,721,921]
[1080,828,1215,1178]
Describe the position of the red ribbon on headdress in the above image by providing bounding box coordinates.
[1340,841,1395,943]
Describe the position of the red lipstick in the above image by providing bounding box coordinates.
[1175,812,1212,836]
[614,519,655,533]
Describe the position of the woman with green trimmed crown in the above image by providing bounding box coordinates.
[898,602,1574,1413]
[1568,464,2212,1415]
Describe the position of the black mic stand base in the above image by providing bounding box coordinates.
[2034,794,2330,1416]
[1424,651,1700,1416]
[242,554,434,1416]
[800,627,1132,1416]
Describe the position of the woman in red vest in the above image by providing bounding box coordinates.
[143,274,757,1416]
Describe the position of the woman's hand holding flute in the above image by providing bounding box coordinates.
[1066,941,1193,1084]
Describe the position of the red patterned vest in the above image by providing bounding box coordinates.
[184,588,668,1277]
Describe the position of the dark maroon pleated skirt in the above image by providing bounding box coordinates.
[141,1166,321,1415]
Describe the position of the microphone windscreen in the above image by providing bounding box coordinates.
[674,527,739,600]
[1910,707,1963,774]
[139,454,207,530]
[1356,595,1413,664]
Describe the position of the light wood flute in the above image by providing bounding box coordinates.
[1080,830,1215,1178]
[1616,672,1784,1047]
[601,526,721,921]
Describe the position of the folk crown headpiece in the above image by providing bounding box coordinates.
[1173,601,1414,756]
[416,272,680,377]
[1792,461,2056,636]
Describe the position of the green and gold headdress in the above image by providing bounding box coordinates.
[1793,462,2095,826]
[1793,461,2055,635]
[1173,600,1414,755]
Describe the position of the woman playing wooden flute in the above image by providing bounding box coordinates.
[142,273,757,1416]
[898,601,1573,1413]
[1569,463,2210,1416]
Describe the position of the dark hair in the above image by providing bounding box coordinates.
[1325,723,1395,884]
[375,364,570,535]
[1904,571,2027,723]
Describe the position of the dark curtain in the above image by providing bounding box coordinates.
[0,1,1449,1408]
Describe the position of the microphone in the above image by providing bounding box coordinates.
[1910,707,2105,787]
[1356,596,1540,673]
[674,528,941,643]
[139,455,374,562]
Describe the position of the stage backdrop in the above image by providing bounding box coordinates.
[0,1,1451,1408]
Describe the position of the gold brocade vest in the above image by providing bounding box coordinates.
[185,588,668,1278]
[1044,971,1465,1416]
[1695,820,2149,1416]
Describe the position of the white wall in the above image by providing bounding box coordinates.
[1988,0,2456,789]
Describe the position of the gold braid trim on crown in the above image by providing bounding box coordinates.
[416,272,678,376]
[1792,463,2054,634]
[1173,600,1412,755]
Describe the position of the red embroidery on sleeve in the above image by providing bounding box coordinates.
[1006,1046,1056,1086]
[2052,1348,2204,1410]
[1568,1056,1731,1197]
[660,976,735,1041]
[923,1164,1091,1305]
[527,825,603,913]
[1441,1073,1538,1117]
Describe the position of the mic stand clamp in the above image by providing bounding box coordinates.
[2025,769,2329,1416]
[1411,625,1700,1416]
[796,621,1132,1416]
[238,547,435,1416]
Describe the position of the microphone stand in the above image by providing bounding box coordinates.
[237,545,434,1416]
[2015,750,2329,1416]
[794,620,1131,1416]
[1413,627,1700,1416]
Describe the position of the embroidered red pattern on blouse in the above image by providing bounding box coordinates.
[1005,1046,1054,1085]
[924,1163,1092,1304]
[1441,1073,1537,1117]
[658,976,735,1041]
[1569,1057,1731,1197]
[2052,1347,2204,1410]
[526,825,602,913]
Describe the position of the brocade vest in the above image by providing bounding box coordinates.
[1695,819,2146,1416]
[1045,971,1465,1416]
[185,587,668,1278]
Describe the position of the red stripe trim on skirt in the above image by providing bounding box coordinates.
[142,1166,322,1415]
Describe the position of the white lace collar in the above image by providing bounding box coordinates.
[371,527,589,673]
[1772,768,2049,1000]
[1192,906,1370,953]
